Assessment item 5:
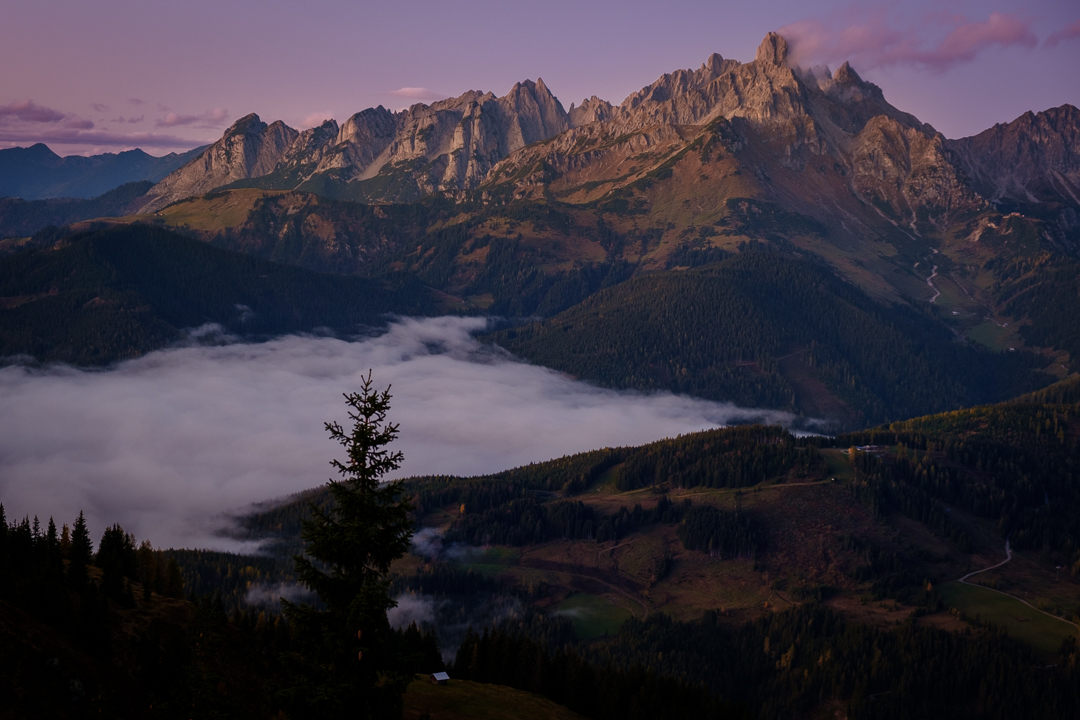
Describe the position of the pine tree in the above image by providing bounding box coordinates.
[281,372,415,720]
[0,504,8,588]
[69,511,94,587]
[59,523,71,559]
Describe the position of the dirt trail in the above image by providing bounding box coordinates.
[957,539,1078,629]
[958,538,1013,583]
[922,248,941,303]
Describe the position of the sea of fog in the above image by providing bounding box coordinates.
[0,316,795,550]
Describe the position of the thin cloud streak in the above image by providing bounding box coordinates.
[0,127,208,150]
[0,317,795,551]
[1045,19,1080,48]
[782,10,1038,73]
[389,87,443,101]
[155,108,229,128]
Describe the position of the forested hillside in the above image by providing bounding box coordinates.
[495,250,1047,427]
[840,389,1080,574]
[8,386,1080,717]
[219,392,1080,718]
[0,224,437,364]
[0,181,154,242]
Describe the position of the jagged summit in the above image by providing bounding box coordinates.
[833,61,862,85]
[140,77,571,211]
[947,104,1080,216]
[136,31,1076,232]
[755,32,789,66]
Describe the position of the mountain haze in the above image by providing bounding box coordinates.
[0,144,205,200]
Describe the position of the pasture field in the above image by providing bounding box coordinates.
[551,592,634,639]
[403,676,585,720]
[937,581,1078,659]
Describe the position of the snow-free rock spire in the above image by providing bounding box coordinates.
[756,32,789,66]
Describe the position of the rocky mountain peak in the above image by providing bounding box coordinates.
[755,32,789,66]
[138,112,297,212]
[569,96,615,127]
[700,53,726,76]
[832,61,862,85]
[946,104,1080,235]
[224,113,264,136]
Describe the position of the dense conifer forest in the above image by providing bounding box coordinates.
[6,389,1080,717]
[0,225,436,364]
[495,250,1047,427]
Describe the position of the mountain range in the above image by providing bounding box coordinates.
[2,31,1079,429]
[133,33,1078,250]
[5,31,1080,719]
[0,144,205,201]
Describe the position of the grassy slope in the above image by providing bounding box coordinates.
[938,581,1076,658]
[403,675,586,720]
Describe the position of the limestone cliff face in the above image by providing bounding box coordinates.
[140,32,1075,232]
[138,80,569,210]
[315,107,398,177]
[359,79,570,194]
[486,32,977,231]
[568,96,615,127]
[848,116,983,231]
[140,115,297,212]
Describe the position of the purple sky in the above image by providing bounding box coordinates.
[2,0,1078,156]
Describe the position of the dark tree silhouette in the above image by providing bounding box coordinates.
[281,371,415,719]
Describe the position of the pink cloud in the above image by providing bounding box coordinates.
[782,11,1037,73]
[90,102,109,113]
[301,111,335,128]
[63,117,95,130]
[156,108,229,128]
[0,100,94,131]
[111,115,145,124]
[389,87,442,101]
[0,100,68,124]
[1045,19,1080,48]
[128,98,146,106]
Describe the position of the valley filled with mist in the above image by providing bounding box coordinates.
[3,19,1080,720]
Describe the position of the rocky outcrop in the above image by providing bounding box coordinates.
[478,33,999,244]
[947,105,1080,210]
[139,32,1076,236]
[849,116,984,230]
[139,81,570,210]
[568,96,615,127]
[140,115,297,212]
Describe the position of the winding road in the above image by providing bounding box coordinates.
[957,538,1078,629]
[925,249,941,303]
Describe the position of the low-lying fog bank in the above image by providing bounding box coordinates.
[0,316,794,550]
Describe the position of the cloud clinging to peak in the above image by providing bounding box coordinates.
[782,11,1038,73]
[301,111,334,128]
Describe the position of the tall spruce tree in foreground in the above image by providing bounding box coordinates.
[281,372,415,720]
